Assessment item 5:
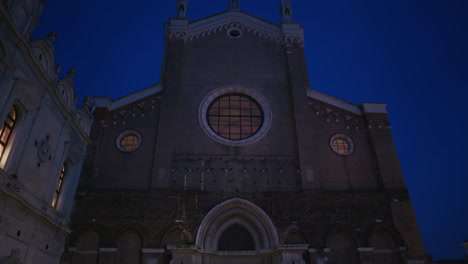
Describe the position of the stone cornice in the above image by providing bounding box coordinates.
[0,169,71,233]
[306,89,361,115]
[91,83,163,111]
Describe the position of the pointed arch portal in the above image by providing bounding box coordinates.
[169,198,282,264]
[196,198,279,251]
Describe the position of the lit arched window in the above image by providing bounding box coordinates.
[0,106,17,161]
[52,163,66,208]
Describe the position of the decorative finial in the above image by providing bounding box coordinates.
[230,0,239,10]
[280,0,293,22]
[176,0,188,18]
[47,30,57,42]
[67,67,76,79]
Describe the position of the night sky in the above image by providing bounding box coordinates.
[32,0,467,260]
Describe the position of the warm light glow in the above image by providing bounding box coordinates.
[331,138,350,154]
[120,134,139,151]
[0,106,17,167]
[52,163,67,208]
[207,93,264,140]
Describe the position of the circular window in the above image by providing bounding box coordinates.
[207,93,263,140]
[116,130,141,152]
[199,86,272,146]
[227,28,242,38]
[330,134,354,155]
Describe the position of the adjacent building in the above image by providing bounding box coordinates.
[0,1,91,263]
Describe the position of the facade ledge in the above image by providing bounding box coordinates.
[0,169,71,233]
[361,103,387,114]
[141,248,165,254]
[91,83,163,111]
[306,89,361,115]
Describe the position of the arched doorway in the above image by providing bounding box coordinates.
[170,198,280,264]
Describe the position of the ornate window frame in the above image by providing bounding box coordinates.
[329,134,354,156]
[52,162,67,208]
[116,130,142,152]
[199,85,272,146]
[0,105,18,163]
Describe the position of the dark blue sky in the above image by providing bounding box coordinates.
[33,0,467,260]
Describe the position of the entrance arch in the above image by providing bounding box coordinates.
[196,198,279,252]
[167,198,282,263]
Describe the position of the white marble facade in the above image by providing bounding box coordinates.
[0,1,91,263]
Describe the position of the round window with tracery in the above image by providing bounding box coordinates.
[116,130,141,152]
[199,85,272,146]
[330,134,354,155]
[207,93,263,140]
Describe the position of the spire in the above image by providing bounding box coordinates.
[230,0,239,10]
[176,0,188,18]
[280,0,293,22]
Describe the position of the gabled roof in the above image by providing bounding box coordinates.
[166,10,304,46]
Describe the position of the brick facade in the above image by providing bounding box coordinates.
[63,4,427,264]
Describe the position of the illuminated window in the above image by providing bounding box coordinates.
[116,130,141,152]
[0,106,17,161]
[207,93,264,140]
[332,138,350,154]
[330,134,354,155]
[120,135,139,151]
[52,163,66,208]
[199,86,272,146]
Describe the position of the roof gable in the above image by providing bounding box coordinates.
[166,10,304,46]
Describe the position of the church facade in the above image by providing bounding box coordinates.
[1,1,428,264]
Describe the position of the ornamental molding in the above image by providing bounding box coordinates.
[308,99,363,130]
[306,89,361,115]
[167,12,304,46]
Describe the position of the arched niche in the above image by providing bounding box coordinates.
[75,109,91,135]
[117,229,142,264]
[326,228,359,264]
[196,198,279,251]
[31,40,55,77]
[57,78,75,110]
[76,230,99,264]
[370,227,403,264]
[161,225,193,247]
[283,225,308,245]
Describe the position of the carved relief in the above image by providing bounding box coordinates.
[35,135,51,166]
